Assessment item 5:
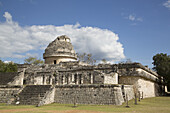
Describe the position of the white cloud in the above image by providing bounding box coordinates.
[127,14,143,22]
[129,15,135,21]
[0,12,125,63]
[136,17,143,22]
[163,0,170,10]
[3,12,12,23]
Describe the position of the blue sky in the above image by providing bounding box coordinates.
[0,0,169,68]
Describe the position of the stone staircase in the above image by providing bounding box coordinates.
[18,85,52,105]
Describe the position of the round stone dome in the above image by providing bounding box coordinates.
[43,35,77,64]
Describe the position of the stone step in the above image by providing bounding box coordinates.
[18,85,52,105]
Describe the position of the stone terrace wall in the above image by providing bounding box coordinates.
[123,85,134,100]
[55,84,134,105]
[119,76,160,98]
[137,77,160,97]
[0,85,22,103]
[118,63,161,98]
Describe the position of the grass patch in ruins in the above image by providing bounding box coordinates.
[0,97,170,113]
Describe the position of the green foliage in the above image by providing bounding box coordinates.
[152,53,170,90]
[77,53,96,65]
[24,57,44,65]
[0,60,17,72]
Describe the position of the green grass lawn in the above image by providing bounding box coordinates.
[0,97,170,113]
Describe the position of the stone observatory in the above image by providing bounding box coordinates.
[0,35,164,106]
[43,35,77,64]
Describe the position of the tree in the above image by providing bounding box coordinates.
[77,53,96,65]
[0,60,17,72]
[77,53,86,62]
[119,58,134,64]
[101,59,107,64]
[86,54,96,64]
[152,53,170,91]
[126,58,133,63]
[0,60,5,72]
[24,57,44,65]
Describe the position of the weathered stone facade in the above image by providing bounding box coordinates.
[0,35,163,106]
[17,62,118,86]
[118,63,161,98]
[55,84,134,105]
[43,35,77,64]
[0,85,22,103]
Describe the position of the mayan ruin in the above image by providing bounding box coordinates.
[0,35,163,106]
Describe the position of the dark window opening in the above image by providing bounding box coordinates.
[79,74,82,84]
[74,74,77,84]
[23,80,26,85]
[43,75,45,84]
[61,76,63,84]
[49,76,51,84]
[54,60,56,64]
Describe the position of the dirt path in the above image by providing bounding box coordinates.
[0,109,34,113]
[45,110,107,113]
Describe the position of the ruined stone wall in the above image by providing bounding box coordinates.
[38,86,55,106]
[118,65,161,98]
[8,71,24,85]
[104,73,118,84]
[56,70,105,85]
[18,62,118,86]
[54,84,133,105]
[123,85,134,100]
[26,69,116,85]
[119,76,159,98]
[45,57,76,64]
[137,78,159,97]
[0,86,21,103]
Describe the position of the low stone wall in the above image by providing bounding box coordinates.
[119,76,160,98]
[55,84,134,105]
[0,85,21,103]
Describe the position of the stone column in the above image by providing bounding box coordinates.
[72,74,74,84]
[68,74,71,84]
[56,74,59,85]
[113,73,118,84]
[90,74,93,84]
[76,73,79,85]
[63,75,65,85]
[81,74,83,84]
[49,76,52,85]
[19,68,25,85]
